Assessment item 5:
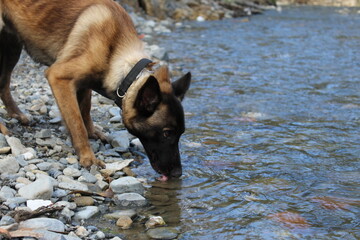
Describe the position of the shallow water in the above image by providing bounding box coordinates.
[108,6,360,239]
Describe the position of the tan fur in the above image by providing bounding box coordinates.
[0,1,3,31]
[154,66,172,94]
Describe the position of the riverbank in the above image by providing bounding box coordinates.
[277,0,360,6]
[0,8,189,240]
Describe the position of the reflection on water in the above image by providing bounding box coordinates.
[112,6,360,239]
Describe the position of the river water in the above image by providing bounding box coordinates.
[112,6,360,240]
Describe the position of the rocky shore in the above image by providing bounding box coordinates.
[0,8,190,240]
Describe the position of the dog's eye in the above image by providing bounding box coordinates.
[163,128,174,138]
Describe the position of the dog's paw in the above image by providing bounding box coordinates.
[80,156,105,169]
[10,113,30,125]
[89,128,108,143]
[0,123,9,135]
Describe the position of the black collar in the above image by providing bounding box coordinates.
[114,58,153,107]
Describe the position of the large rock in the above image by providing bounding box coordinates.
[110,176,145,195]
[114,193,147,207]
[19,217,65,232]
[74,206,99,220]
[18,175,53,200]
[0,156,20,174]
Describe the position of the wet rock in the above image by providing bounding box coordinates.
[146,227,179,240]
[116,215,133,229]
[145,216,166,229]
[18,175,53,200]
[110,176,145,195]
[95,231,106,239]
[74,206,99,220]
[114,193,147,207]
[0,156,20,174]
[75,226,90,238]
[104,209,137,220]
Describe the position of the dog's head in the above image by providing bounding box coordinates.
[122,66,191,179]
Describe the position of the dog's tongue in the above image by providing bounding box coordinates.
[157,175,169,182]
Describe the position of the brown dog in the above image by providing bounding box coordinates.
[0,0,191,179]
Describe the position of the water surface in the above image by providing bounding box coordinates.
[118,6,360,239]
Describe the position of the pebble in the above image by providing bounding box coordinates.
[72,196,95,207]
[26,199,53,211]
[0,156,20,174]
[18,175,53,200]
[74,206,99,220]
[104,209,137,220]
[63,167,82,178]
[145,216,166,229]
[5,136,28,155]
[113,193,147,207]
[116,216,133,229]
[146,227,179,240]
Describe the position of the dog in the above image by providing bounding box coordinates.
[0,0,191,180]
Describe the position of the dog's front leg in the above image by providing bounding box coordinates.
[77,88,108,142]
[46,65,105,168]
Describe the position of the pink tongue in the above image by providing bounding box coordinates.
[157,175,169,182]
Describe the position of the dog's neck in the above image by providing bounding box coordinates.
[97,47,151,106]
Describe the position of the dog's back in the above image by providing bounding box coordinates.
[1,0,140,66]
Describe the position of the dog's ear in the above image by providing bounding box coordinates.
[135,76,162,116]
[172,72,191,101]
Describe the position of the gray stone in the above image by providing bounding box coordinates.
[0,133,10,154]
[18,175,53,200]
[5,136,28,155]
[63,167,82,178]
[146,227,179,240]
[19,217,65,232]
[0,216,15,226]
[35,129,52,139]
[113,193,147,207]
[109,107,120,117]
[0,156,20,174]
[104,209,137,220]
[37,162,54,171]
[78,170,97,183]
[130,138,145,152]
[15,155,29,167]
[74,206,99,220]
[52,189,68,198]
[58,175,89,191]
[110,176,145,195]
[95,231,106,239]
[109,131,131,150]
[0,186,16,202]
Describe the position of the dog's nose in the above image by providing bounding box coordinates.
[170,167,182,178]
